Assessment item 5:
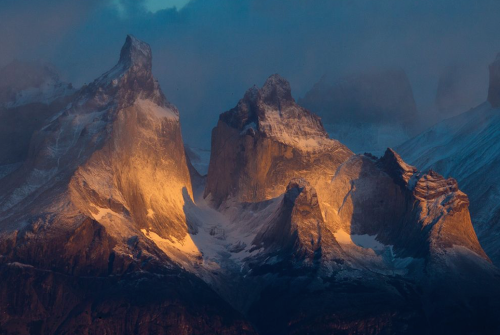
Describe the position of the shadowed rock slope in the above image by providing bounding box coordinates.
[0,40,499,335]
[204,73,352,211]
[398,52,500,267]
[199,74,500,334]
[0,36,256,335]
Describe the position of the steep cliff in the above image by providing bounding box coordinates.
[0,37,499,335]
[398,52,500,266]
[204,74,352,214]
[0,35,255,335]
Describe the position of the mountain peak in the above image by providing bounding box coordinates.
[262,73,289,88]
[252,177,331,261]
[89,35,167,106]
[285,178,313,204]
[118,35,152,72]
[379,148,418,188]
[260,73,293,105]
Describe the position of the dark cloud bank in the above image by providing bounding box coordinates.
[2,0,500,147]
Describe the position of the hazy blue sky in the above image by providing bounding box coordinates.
[114,0,191,15]
[2,0,500,147]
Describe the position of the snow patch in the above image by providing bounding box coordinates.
[92,207,118,221]
[0,163,22,180]
[141,229,201,256]
[8,262,34,269]
[5,78,75,108]
[240,121,257,135]
[135,99,178,120]
[258,105,336,152]
[351,234,386,251]
[334,229,385,252]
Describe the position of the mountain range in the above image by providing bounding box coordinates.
[397,52,500,268]
[0,36,499,335]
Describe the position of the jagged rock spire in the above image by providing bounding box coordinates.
[205,73,352,207]
[87,35,166,106]
[379,148,418,188]
[252,178,340,261]
[119,35,153,72]
[219,73,330,142]
[260,73,294,106]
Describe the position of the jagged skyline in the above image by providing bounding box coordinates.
[0,29,499,334]
[2,0,500,147]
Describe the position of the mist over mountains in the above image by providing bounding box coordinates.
[0,35,499,335]
[2,1,500,334]
[2,0,500,148]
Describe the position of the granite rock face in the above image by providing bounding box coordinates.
[331,149,486,260]
[204,74,352,210]
[0,37,499,335]
[252,178,342,262]
[0,35,192,240]
[238,150,498,335]
[398,52,500,266]
[0,36,255,335]
[199,75,499,335]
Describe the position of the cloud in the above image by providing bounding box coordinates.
[112,0,191,16]
[0,0,105,66]
[3,0,500,147]
[145,0,191,12]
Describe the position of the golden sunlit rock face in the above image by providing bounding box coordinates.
[0,36,499,335]
[196,73,499,335]
[0,36,255,334]
[327,149,487,260]
[70,100,192,242]
[204,74,353,222]
[204,74,487,263]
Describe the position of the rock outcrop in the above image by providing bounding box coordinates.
[252,178,341,262]
[398,52,500,266]
[326,148,487,260]
[199,73,499,335]
[242,149,498,335]
[204,74,352,211]
[0,35,192,241]
[0,35,255,334]
[0,38,499,335]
